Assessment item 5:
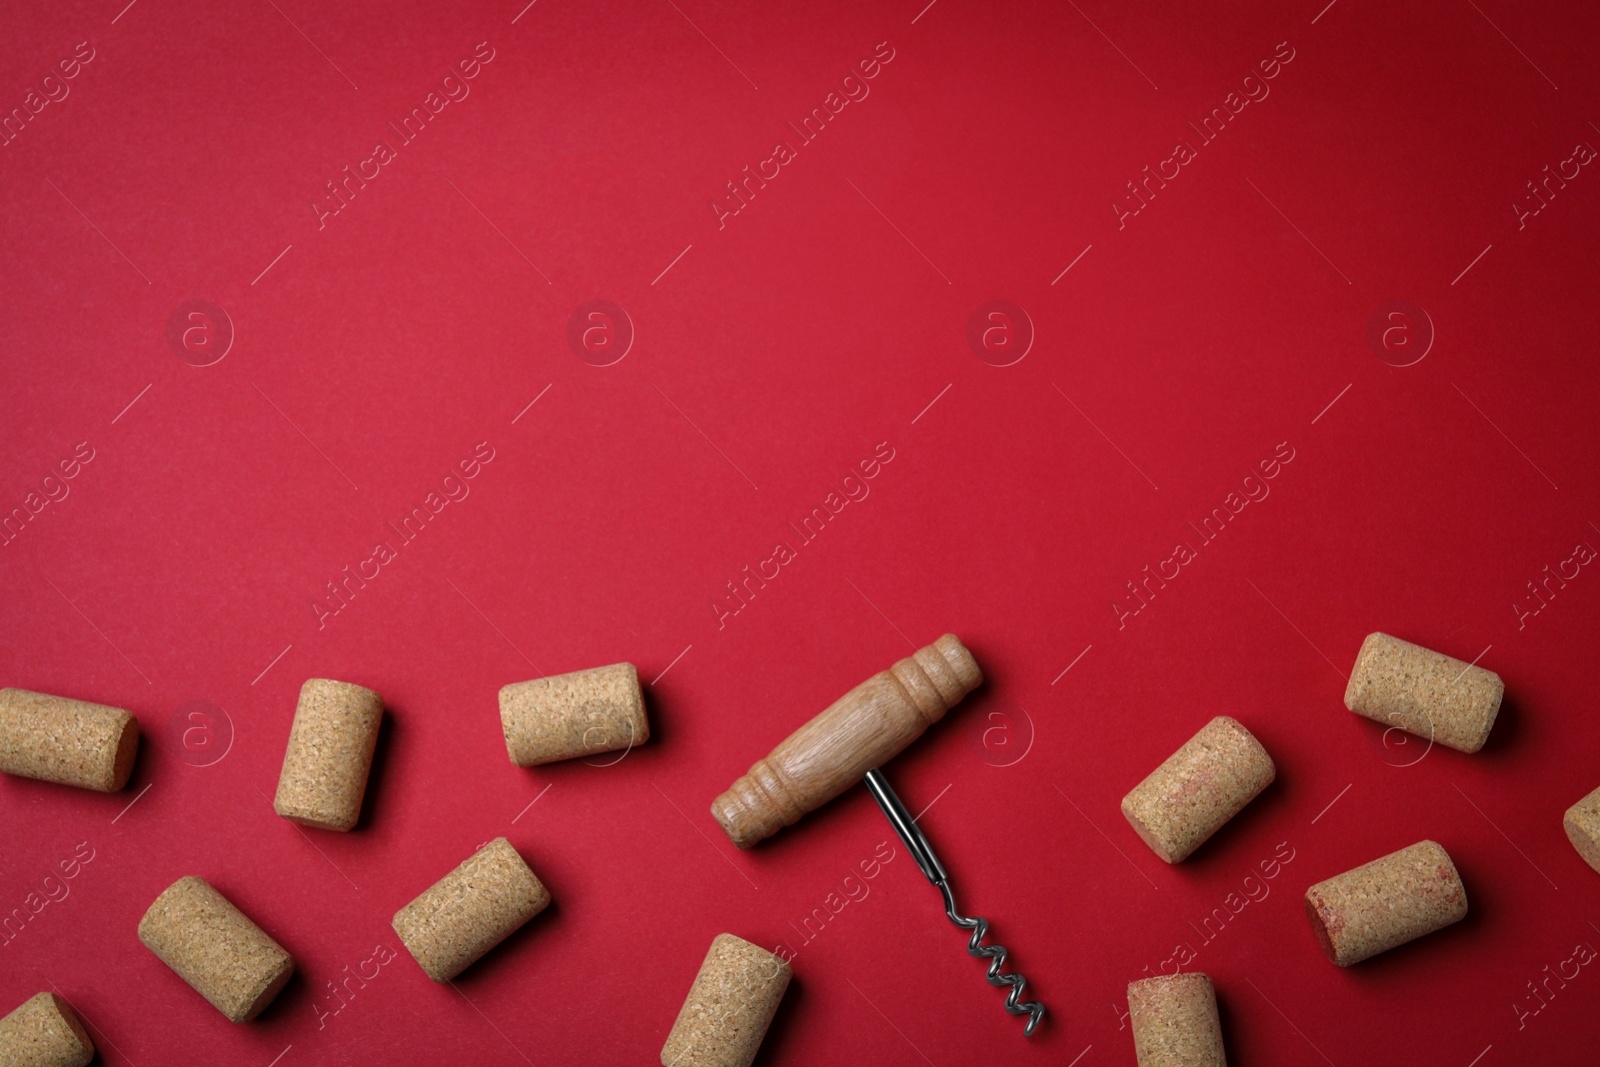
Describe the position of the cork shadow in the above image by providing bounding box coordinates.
[1213,986,1238,1065]
[1160,773,1287,878]
[581,686,664,772]
[203,875,309,1025]
[1475,692,1521,757]
[250,965,306,1024]
[1320,863,1482,980]
[443,896,563,992]
[353,706,399,832]
[628,681,667,757]
[1326,910,1478,979]
[749,972,799,1067]
[520,725,665,785]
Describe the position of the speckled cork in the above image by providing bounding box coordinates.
[273,678,383,831]
[1127,973,1226,1067]
[499,663,648,766]
[1121,716,1275,863]
[660,933,791,1067]
[0,992,94,1067]
[392,837,551,982]
[1344,632,1503,753]
[1562,784,1600,875]
[0,687,139,792]
[137,876,295,1022]
[1304,840,1468,966]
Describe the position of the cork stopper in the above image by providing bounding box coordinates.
[1126,973,1226,1067]
[499,663,649,766]
[1344,633,1503,753]
[137,876,295,1022]
[1121,716,1275,863]
[1564,784,1600,875]
[273,678,384,831]
[660,933,791,1067]
[1304,839,1468,966]
[0,992,94,1067]
[392,837,551,982]
[711,634,981,849]
[0,687,139,792]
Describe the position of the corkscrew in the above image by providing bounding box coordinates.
[864,767,1045,1036]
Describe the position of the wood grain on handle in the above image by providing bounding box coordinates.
[711,634,982,849]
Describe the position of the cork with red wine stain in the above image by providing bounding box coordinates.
[1304,839,1467,965]
[1121,716,1275,863]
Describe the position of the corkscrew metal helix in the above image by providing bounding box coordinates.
[864,767,1045,1036]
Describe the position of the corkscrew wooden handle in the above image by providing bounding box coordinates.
[710,634,982,849]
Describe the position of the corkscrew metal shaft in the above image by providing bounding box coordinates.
[863,767,1045,1036]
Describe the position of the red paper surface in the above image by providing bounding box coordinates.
[3,1,1599,1064]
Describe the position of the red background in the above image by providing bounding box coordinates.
[3,0,1599,1064]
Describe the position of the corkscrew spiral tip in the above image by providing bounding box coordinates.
[863,767,1045,1037]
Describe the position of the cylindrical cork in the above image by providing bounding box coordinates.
[392,837,551,982]
[660,933,791,1067]
[0,992,94,1067]
[499,663,648,766]
[1562,784,1600,875]
[1344,632,1503,753]
[137,876,294,1021]
[273,678,383,831]
[712,634,981,849]
[1304,839,1468,965]
[0,688,139,793]
[1121,716,1275,863]
[1127,973,1226,1067]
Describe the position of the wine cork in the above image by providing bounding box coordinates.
[660,933,791,1067]
[0,992,94,1067]
[137,876,294,1022]
[1127,973,1226,1067]
[1562,784,1600,875]
[0,688,139,792]
[1304,840,1467,965]
[713,634,981,849]
[500,663,648,766]
[1343,632,1503,753]
[273,678,383,831]
[1121,716,1275,863]
[392,837,551,982]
